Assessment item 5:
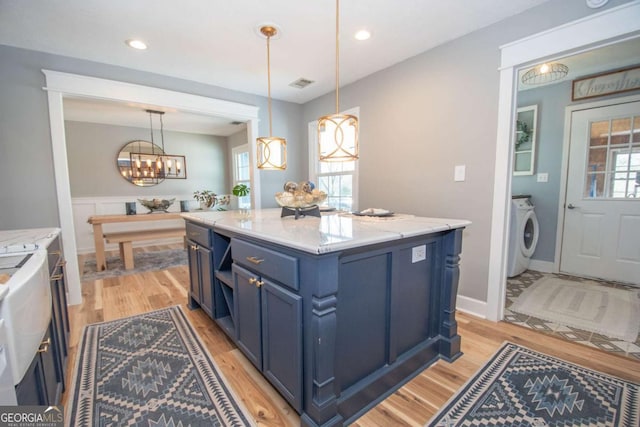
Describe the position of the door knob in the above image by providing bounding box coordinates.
[567,203,576,209]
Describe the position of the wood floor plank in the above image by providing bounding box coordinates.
[66,246,640,426]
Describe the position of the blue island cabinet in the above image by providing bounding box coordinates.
[184,215,464,427]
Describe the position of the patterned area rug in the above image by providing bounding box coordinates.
[428,343,639,426]
[510,276,640,341]
[81,248,187,281]
[66,306,255,427]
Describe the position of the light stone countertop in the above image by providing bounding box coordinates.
[0,228,61,255]
[181,209,470,255]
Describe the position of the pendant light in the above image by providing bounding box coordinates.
[256,26,287,170]
[318,0,359,162]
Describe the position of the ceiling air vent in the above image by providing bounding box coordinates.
[289,78,315,89]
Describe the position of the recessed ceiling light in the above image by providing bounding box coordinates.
[126,39,147,50]
[354,30,371,41]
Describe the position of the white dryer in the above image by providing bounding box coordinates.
[507,195,539,277]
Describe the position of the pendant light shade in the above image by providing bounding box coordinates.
[257,25,286,170]
[318,0,359,162]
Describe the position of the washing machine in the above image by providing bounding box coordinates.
[507,195,539,277]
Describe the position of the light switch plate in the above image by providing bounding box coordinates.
[454,165,466,182]
[537,172,548,182]
[412,245,426,263]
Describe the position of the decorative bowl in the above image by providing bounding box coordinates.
[138,198,175,213]
[275,181,327,209]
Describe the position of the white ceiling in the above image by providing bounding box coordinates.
[0,0,555,104]
[2,1,638,135]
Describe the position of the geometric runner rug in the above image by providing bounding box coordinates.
[66,306,255,427]
[427,342,640,427]
[510,276,640,342]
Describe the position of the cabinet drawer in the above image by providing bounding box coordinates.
[186,222,212,247]
[232,239,299,290]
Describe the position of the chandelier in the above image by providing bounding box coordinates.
[127,110,186,185]
[521,62,569,85]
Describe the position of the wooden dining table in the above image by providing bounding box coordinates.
[87,212,184,271]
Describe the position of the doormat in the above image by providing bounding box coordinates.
[427,342,640,426]
[509,276,640,341]
[81,248,187,281]
[66,306,255,427]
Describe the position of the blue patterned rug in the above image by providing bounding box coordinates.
[66,306,254,426]
[428,342,639,426]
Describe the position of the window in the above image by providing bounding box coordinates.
[308,108,359,211]
[232,144,251,209]
[585,116,640,198]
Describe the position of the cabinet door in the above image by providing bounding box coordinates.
[233,264,262,370]
[16,326,60,406]
[50,268,67,387]
[198,245,214,317]
[39,326,60,405]
[261,279,302,412]
[16,354,46,405]
[187,241,201,306]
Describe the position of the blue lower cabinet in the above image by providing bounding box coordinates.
[232,264,303,412]
[187,241,214,317]
[16,324,60,406]
[233,264,262,369]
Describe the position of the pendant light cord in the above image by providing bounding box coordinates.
[335,0,340,114]
[267,34,273,136]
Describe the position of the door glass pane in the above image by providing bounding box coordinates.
[587,147,607,172]
[590,120,609,147]
[584,173,605,198]
[611,118,631,145]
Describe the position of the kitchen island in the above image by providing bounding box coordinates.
[181,209,470,427]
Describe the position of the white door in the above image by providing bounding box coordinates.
[561,101,640,284]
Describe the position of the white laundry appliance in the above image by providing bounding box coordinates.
[507,195,539,277]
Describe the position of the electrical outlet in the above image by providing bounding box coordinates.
[454,165,466,182]
[412,245,426,263]
[537,173,549,183]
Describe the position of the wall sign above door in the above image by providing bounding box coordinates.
[572,65,640,101]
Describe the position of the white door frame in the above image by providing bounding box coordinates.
[42,70,261,306]
[486,0,640,321]
[555,94,640,278]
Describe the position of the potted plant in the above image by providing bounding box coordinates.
[193,190,217,210]
[232,183,250,198]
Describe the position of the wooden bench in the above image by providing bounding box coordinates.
[104,227,185,270]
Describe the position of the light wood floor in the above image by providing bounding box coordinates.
[65,246,640,426]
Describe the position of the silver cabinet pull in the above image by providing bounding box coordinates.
[246,256,264,265]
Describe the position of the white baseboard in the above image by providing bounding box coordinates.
[456,295,487,319]
[529,259,555,273]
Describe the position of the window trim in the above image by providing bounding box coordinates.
[308,107,360,211]
[232,144,252,208]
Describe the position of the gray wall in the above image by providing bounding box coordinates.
[0,44,304,230]
[513,82,572,262]
[301,0,634,302]
[65,121,229,198]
